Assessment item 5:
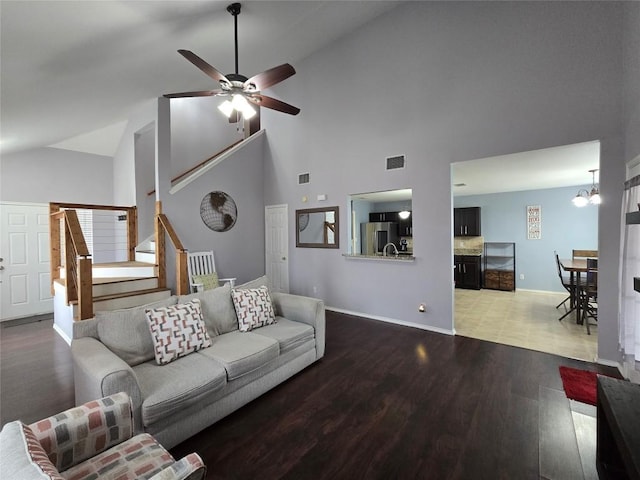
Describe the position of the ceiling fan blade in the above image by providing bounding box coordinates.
[163,90,224,98]
[178,49,230,85]
[248,95,300,116]
[244,64,296,91]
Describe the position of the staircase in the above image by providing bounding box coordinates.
[52,231,173,344]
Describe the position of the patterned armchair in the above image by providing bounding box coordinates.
[0,392,206,480]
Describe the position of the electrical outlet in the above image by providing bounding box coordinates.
[519,274,525,280]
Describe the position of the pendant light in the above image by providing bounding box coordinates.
[572,169,600,207]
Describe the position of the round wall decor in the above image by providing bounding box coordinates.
[200,191,237,232]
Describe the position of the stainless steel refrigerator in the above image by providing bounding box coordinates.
[361,222,399,255]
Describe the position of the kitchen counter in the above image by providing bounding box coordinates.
[343,253,415,262]
[454,249,482,256]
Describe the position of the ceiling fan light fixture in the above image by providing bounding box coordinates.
[218,100,234,117]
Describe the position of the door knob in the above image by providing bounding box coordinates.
[282,257,286,261]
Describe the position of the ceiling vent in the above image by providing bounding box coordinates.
[298,172,310,185]
[386,155,406,171]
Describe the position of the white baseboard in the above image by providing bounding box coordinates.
[327,306,455,336]
[52,323,72,346]
[515,288,566,295]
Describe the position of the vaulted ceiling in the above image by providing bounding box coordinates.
[0,0,399,156]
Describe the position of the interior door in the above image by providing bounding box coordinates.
[265,204,289,293]
[0,203,53,321]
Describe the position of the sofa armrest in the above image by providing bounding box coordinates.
[271,292,325,359]
[149,453,206,480]
[71,338,144,432]
[28,392,133,473]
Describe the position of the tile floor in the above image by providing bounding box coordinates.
[454,288,597,362]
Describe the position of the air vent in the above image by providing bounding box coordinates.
[298,172,310,185]
[386,155,406,170]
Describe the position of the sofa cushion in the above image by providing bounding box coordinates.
[251,317,315,354]
[59,433,174,480]
[145,299,212,365]
[235,275,270,291]
[178,283,238,336]
[197,331,279,381]
[231,286,276,332]
[0,421,63,480]
[134,353,227,427]
[192,272,219,291]
[97,296,178,366]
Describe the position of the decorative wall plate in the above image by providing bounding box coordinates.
[200,191,237,232]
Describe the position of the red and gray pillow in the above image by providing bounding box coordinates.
[145,299,212,365]
[231,286,276,332]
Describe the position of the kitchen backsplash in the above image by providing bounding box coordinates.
[454,236,484,254]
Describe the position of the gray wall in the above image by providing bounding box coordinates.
[623,1,640,163]
[455,185,599,292]
[262,1,626,361]
[0,147,113,204]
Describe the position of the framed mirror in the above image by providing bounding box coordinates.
[296,206,339,248]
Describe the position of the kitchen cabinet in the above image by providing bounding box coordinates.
[454,207,481,237]
[454,255,481,290]
[399,213,412,237]
[483,242,515,291]
[369,211,397,222]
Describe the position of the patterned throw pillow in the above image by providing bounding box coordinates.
[231,286,276,332]
[145,299,212,365]
[192,273,219,291]
[19,422,64,479]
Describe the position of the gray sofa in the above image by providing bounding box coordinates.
[71,277,325,449]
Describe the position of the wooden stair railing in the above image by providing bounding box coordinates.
[50,208,93,319]
[50,202,138,320]
[154,201,189,296]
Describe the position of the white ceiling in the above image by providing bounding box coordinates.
[452,141,601,196]
[0,0,400,156]
[1,1,600,195]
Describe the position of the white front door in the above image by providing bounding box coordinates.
[265,204,289,293]
[0,203,53,321]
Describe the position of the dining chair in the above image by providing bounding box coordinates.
[581,257,598,334]
[555,251,576,321]
[572,249,598,259]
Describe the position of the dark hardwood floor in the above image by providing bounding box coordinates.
[1,311,619,479]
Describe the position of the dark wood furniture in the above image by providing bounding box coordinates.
[454,255,481,289]
[454,207,481,237]
[483,242,515,291]
[560,258,587,323]
[596,376,640,480]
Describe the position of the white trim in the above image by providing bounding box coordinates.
[327,306,455,336]
[52,322,72,346]
[515,288,567,295]
[627,153,640,179]
[0,201,48,207]
[170,130,266,194]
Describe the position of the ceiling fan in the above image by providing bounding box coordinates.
[164,2,300,122]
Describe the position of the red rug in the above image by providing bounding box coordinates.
[558,366,601,406]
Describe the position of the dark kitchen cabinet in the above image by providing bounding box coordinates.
[369,212,397,222]
[454,255,481,290]
[399,213,412,236]
[454,207,481,237]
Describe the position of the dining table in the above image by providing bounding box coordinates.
[559,258,587,323]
